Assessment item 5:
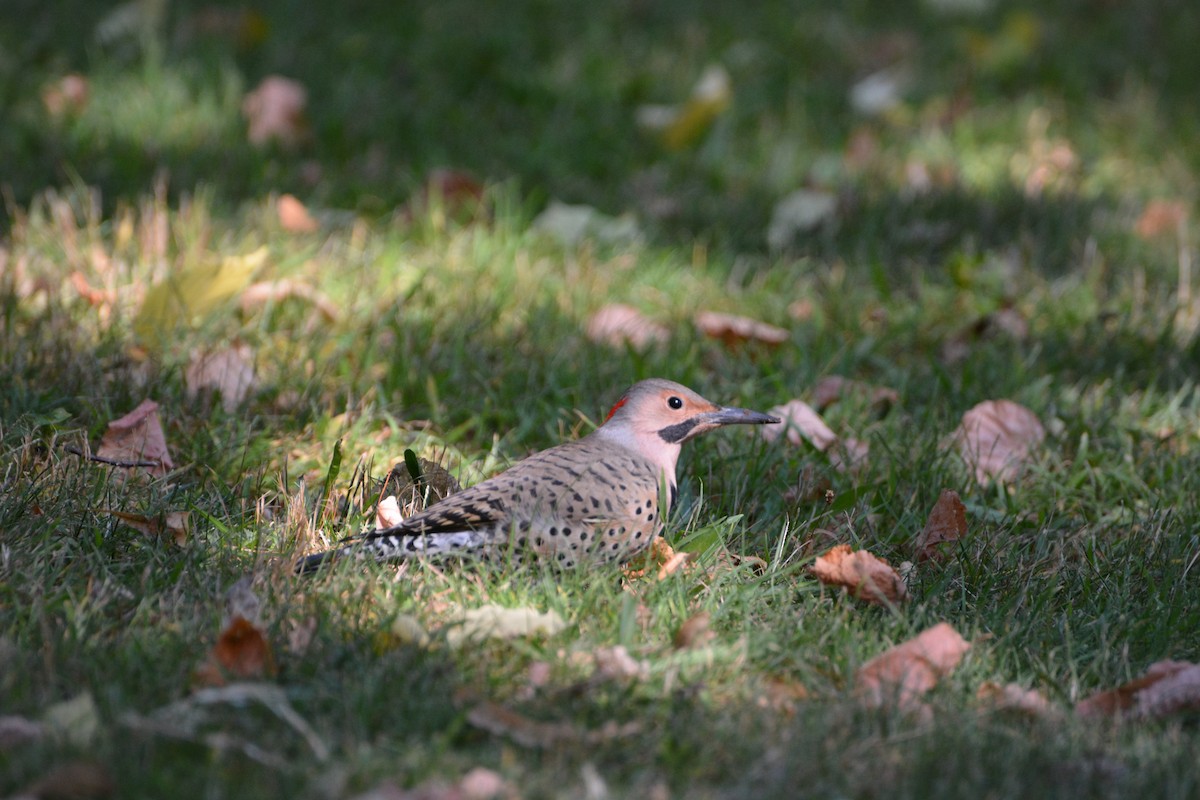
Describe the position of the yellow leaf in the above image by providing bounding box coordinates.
[133,247,267,343]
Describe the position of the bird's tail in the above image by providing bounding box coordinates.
[295,530,487,575]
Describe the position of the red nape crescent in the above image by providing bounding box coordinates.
[605,397,628,422]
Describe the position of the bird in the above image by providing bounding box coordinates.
[296,378,779,574]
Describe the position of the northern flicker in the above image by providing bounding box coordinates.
[296,379,779,573]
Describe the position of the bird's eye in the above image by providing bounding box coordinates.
[667,396,683,410]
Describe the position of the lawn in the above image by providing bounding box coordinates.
[2,1,1199,798]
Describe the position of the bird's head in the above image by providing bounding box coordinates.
[598,379,779,469]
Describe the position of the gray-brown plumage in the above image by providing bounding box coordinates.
[297,379,778,573]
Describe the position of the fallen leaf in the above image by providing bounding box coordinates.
[224,575,262,626]
[239,278,340,323]
[444,605,567,649]
[101,509,189,546]
[0,715,46,748]
[955,399,1045,485]
[586,304,670,350]
[533,201,641,248]
[96,399,174,476]
[621,537,696,581]
[977,681,1054,717]
[811,375,898,414]
[42,73,89,118]
[856,623,971,711]
[134,248,267,343]
[636,65,732,151]
[914,489,967,561]
[212,616,275,679]
[21,760,114,800]
[277,194,319,233]
[69,271,115,308]
[242,75,309,148]
[466,700,640,749]
[673,612,714,650]
[592,645,649,682]
[1077,660,1198,719]
[767,189,837,250]
[756,676,810,715]
[42,692,100,748]
[1134,200,1188,240]
[375,495,404,528]
[185,343,256,413]
[760,399,838,450]
[809,544,907,606]
[695,311,789,348]
[402,169,488,223]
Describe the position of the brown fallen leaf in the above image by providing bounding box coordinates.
[761,399,838,450]
[185,343,256,413]
[977,681,1054,717]
[586,304,670,350]
[914,489,967,561]
[1134,200,1188,240]
[1076,660,1198,719]
[401,169,487,223]
[592,645,650,683]
[242,75,309,149]
[954,399,1045,485]
[277,194,319,233]
[466,700,640,749]
[95,400,174,476]
[756,676,810,716]
[811,375,899,414]
[673,611,714,650]
[810,544,907,606]
[42,74,90,118]
[695,311,789,348]
[240,278,339,323]
[212,616,275,680]
[21,760,114,800]
[856,622,971,711]
[101,509,189,546]
[621,537,696,581]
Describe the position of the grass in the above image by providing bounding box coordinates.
[3,1,1200,798]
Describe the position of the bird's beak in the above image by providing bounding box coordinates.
[704,406,781,427]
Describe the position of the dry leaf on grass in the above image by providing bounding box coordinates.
[621,537,696,581]
[811,375,898,414]
[240,278,340,323]
[375,495,404,528]
[810,544,907,606]
[95,399,173,475]
[69,271,115,308]
[0,715,46,748]
[444,605,567,649]
[42,692,100,749]
[20,760,114,800]
[277,193,319,233]
[134,248,267,343]
[635,64,732,151]
[586,304,670,350]
[101,510,189,546]
[977,682,1054,717]
[466,700,640,749]
[402,169,487,222]
[1077,660,1200,720]
[695,311,789,348]
[756,676,810,716]
[914,489,967,561]
[1134,200,1188,240]
[186,343,255,413]
[592,646,649,682]
[194,616,275,687]
[761,399,838,450]
[673,612,715,650]
[42,74,90,118]
[856,623,971,712]
[242,75,309,148]
[954,399,1045,485]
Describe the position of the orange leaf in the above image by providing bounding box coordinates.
[914,489,967,561]
[96,399,174,476]
[695,311,789,348]
[673,612,714,650]
[1076,660,1198,719]
[586,304,670,350]
[102,509,189,546]
[277,194,318,233]
[809,544,907,606]
[954,399,1044,485]
[856,623,971,711]
[242,75,309,149]
[212,616,275,679]
[1134,200,1187,240]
